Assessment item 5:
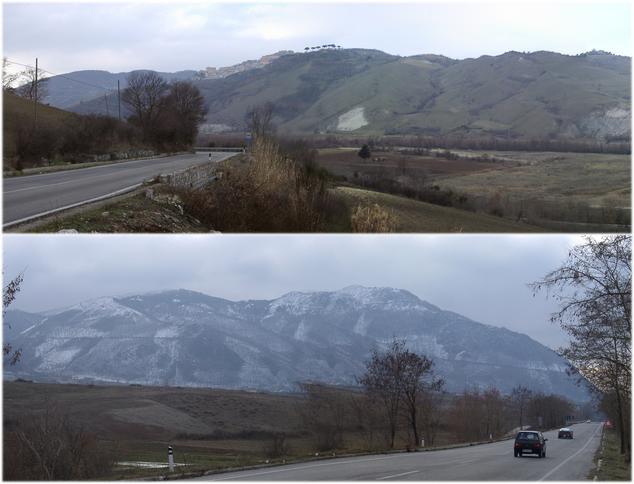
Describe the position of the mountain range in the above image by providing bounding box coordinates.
[44,48,631,141]
[4,286,591,402]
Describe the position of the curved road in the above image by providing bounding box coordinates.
[3,152,235,227]
[194,422,602,481]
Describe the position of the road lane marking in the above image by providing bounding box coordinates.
[205,439,514,481]
[538,424,602,481]
[4,170,133,194]
[2,153,205,182]
[207,454,425,480]
[3,183,142,228]
[377,470,419,480]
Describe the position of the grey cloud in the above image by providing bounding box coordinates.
[3,3,631,74]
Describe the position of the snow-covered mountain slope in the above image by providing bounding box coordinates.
[4,287,590,401]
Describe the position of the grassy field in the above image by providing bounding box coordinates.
[439,150,630,208]
[331,186,541,232]
[317,148,505,181]
[317,148,631,230]
[3,92,75,162]
[3,381,310,479]
[4,381,460,479]
[590,428,631,481]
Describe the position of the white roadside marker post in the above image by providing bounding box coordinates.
[168,445,175,472]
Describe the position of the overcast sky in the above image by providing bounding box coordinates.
[3,1,631,75]
[4,234,585,351]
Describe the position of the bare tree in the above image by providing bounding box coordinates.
[159,81,207,148]
[4,404,114,480]
[482,387,505,439]
[3,272,24,365]
[527,393,574,429]
[246,102,275,141]
[418,386,445,446]
[15,66,48,103]
[358,339,440,449]
[358,340,406,449]
[510,385,533,430]
[121,71,168,140]
[530,235,631,458]
[297,382,348,451]
[349,392,384,450]
[399,351,443,447]
[3,57,20,92]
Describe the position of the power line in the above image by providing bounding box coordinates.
[6,57,122,119]
[5,58,118,94]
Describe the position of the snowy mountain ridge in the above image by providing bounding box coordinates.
[4,287,590,401]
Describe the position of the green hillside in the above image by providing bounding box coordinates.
[64,49,631,141]
[3,92,75,159]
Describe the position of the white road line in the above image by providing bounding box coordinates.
[538,424,602,481]
[377,470,419,480]
[3,183,142,228]
[207,454,418,481]
[3,153,199,181]
[4,170,132,194]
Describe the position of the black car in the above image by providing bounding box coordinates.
[514,431,547,458]
[558,428,573,439]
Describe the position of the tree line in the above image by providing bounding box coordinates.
[531,235,631,462]
[3,64,207,169]
[294,339,583,454]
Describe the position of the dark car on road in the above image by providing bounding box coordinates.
[514,431,547,458]
[558,428,573,439]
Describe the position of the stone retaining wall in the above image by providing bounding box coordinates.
[159,162,219,189]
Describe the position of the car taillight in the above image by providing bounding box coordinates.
[533,443,541,448]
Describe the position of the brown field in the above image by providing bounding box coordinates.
[317,148,504,180]
[318,148,631,230]
[332,186,541,232]
[3,381,308,478]
[4,381,460,479]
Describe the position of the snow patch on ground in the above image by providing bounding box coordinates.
[353,314,370,336]
[37,347,81,371]
[155,327,180,338]
[20,323,39,335]
[337,107,368,131]
[294,320,309,341]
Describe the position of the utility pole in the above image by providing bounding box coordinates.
[117,80,121,121]
[33,57,38,129]
[104,93,109,116]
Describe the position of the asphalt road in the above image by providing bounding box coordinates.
[3,152,235,226]
[194,422,602,481]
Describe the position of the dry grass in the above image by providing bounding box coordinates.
[317,148,502,181]
[351,204,397,232]
[334,186,542,232]
[590,428,631,481]
[318,148,631,230]
[179,138,335,232]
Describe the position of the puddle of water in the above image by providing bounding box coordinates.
[117,461,191,469]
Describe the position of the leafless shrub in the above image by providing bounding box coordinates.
[179,137,331,231]
[297,383,348,452]
[265,432,289,458]
[3,405,115,480]
[349,392,386,451]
